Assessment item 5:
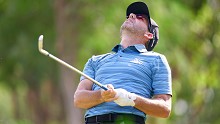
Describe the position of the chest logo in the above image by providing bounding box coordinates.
[130,58,143,64]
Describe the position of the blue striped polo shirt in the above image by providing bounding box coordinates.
[80,44,172,120]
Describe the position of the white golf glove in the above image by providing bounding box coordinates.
[114,88,137,107]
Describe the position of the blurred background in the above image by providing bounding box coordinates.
[0,0,219,124]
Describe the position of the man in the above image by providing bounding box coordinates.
[74,2,172,124]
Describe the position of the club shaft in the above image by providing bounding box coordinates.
[44,51,108,90]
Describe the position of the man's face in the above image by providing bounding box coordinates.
[120,13,149,35]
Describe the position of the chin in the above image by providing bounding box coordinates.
[121,24,134,32]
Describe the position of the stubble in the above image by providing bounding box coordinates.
[120,20,147,37]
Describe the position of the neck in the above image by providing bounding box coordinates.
[120,32,145,48]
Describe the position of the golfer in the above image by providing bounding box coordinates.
[74,2,172,124]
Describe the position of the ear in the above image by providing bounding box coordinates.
[144,32,153,40]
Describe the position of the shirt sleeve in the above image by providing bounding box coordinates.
[152,55,172,96]
[80,57,95,81]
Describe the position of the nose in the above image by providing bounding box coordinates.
[128,13,136,19]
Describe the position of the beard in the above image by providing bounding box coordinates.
[120,21,147,36]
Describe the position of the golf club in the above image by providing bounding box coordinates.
[38,35,108,90]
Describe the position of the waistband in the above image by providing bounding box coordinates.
[85,113,145,124]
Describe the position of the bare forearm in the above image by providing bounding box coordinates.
[74,90,104,109]
[134,95,171,118]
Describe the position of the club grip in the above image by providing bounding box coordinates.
[101,85,108,91]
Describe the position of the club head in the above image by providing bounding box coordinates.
[38,35,49,56]
[38,35,44,51]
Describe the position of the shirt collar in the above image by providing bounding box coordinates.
[112,44,148,53]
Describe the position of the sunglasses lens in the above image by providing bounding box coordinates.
[136,14,145,19]
[136,16,143,19]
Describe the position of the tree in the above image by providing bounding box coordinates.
[54,0,83,123]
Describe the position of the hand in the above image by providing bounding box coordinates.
[101,84,117,102]
[114,89,137,106]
